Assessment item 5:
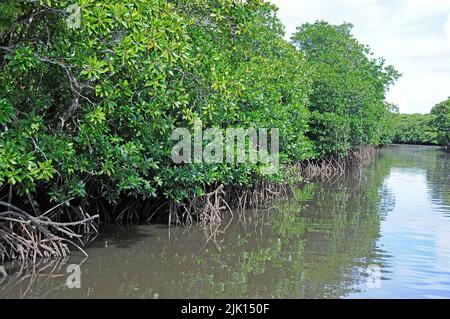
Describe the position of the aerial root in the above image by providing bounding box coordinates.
[0,201,99,262]
[297,146,377,181]
[169,181,290,228]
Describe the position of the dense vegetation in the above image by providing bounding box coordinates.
[291,22,400,157]
[390,113,438,145]
[431,98,450,151]
[0,1,400,259]
[389,98,450,149]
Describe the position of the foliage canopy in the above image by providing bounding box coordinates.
[0,1,399,217]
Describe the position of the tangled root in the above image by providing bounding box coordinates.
[0,201,99,262]
[296,146,377,181]
[167,147,376,228]
[169,182,291,228]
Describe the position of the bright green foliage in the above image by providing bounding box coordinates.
[162,0,314,200]
[0,2,399,215]
[291,21,400,158]
[391,113,438,145]
[431,98,450,150]
[0,0,313,207]
[389,98,450,148]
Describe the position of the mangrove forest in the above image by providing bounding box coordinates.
[0,0,450,301]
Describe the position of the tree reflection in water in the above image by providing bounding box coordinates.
[3,145,450,299]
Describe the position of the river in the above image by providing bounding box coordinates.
[1,144,449,298]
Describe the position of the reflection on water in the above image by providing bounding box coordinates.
[1,145,449,299]
[348,145,450,298]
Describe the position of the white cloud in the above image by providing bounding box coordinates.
[269,0,450,114]
[365,3,383,26]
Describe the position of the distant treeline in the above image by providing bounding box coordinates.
[389,98,450,149]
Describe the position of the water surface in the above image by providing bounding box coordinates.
[1,145,449,298]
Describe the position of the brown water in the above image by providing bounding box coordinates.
[1,145,449,299]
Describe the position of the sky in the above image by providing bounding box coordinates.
[269,0,450,114]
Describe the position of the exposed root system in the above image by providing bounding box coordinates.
[168,146,376,227]
[169,182,292,228]
[0,147,376,262]
[0,201,99,262]
[296,146,377,181]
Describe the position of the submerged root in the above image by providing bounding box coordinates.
[169,182,291,228]
[169,185,231,227]
[297,146,377,181]
[0,201,99,262]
